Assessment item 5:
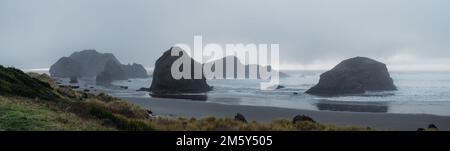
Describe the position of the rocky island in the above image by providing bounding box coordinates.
[149,47,212,94]
[306,57,397,95]
[50,49,149,85]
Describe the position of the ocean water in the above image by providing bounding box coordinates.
[49,70,450,116]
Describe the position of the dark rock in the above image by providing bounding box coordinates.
[51,50,120,77]
[69,76,78,84]
[146,109,153,116]
[417,128,425,131]
[293,92,299,95]
[137,87,151,92]
[428,124,438,129]
[83,89,90,92]
[150,47,212,93]
[293,115,316,124]
[50,49,148,79]
[119,86,128,89]
[306,57,397,95]
[276,85,285,89]
[122,63,149,78]
[234,113,247,123]
[204,56,279,79]
[102,60,127,80]
[96,71,113,86]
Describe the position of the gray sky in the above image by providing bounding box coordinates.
[1,0,450,70]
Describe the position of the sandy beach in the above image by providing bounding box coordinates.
[122,97,450,131]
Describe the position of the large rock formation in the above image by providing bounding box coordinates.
[306,57,397,95]
[49,57,81,78]
[50,50,148,80]
[103,60,127,80]
[149,47,212,93]
[204,56,282,79]
[96,71,113,86]
[122,63,149,79]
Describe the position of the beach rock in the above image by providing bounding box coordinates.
[146,109,153,116]
[234,113,247,123]
[50,49,148,79]
[137,87,151,92]
[69,76,78,84]
[428,124,438,130]
[276,85,285,89]
[306,57,397,95]
[149,47,212,93]
[293,115,316,124]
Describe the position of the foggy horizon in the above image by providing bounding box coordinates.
[1,0,450,71]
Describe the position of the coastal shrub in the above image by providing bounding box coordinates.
[147,117,371,131]
[0,96,112,131]
[0,66,60,101]
[87,105,153,131]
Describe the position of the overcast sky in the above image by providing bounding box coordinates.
[1,0,450,70]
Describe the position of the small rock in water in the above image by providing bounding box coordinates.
[137,87,151,92]
[428,124,438,130]
[293,115,316,124]
[234,113,247,123]
[146,109,153,116]
[69,76,78,84]
[119,86,128,89]
[276,85,285,89]
[417,128,425,131]
[293,92,299,95]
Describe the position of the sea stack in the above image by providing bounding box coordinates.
[149,47,212,93]
[50,49,148,80]
[306,57,396,95]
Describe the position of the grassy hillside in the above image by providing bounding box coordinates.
[0,96,112,131]
[1,65,375,131]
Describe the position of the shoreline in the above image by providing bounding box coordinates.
[122,97,450,131]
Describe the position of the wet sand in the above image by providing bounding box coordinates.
[122,97,450,131]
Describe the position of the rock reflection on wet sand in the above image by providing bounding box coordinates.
[150,93,208,101]
[315,100,389,113]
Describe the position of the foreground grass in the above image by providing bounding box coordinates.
[0,96,112,131]
[149,116,370,131]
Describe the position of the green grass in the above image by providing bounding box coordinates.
[147,116,371,131]
[0,96,113,131]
